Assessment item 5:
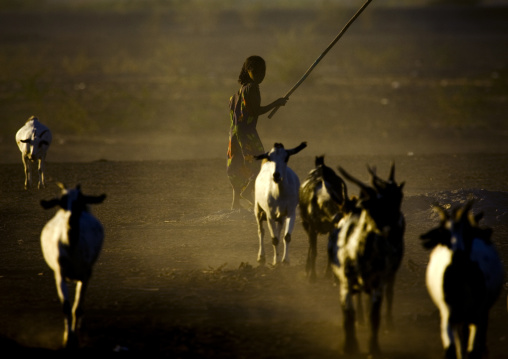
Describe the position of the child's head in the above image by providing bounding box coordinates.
[238,55,266,85]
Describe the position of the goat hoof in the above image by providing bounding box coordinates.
[308,273,317,283]
[343,340,359,355]
[368,342,381,357]
[64,335,79,350]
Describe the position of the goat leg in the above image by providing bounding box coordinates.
[368,291,383,356]
[281,216,295,265]
[385,276,395,329]
[38,157,46,189]
[341,290,359,354]
[22,155,30,190]
[306,230,318,282]
[267,218,281,265]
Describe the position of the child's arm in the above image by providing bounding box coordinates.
[258,97,288,116]
[244,84,287,117]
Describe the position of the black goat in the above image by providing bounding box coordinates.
[299,156,349,282]
[421,202,504,359]
[329,163,405,356]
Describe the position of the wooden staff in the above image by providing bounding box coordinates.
[268,0,373,119]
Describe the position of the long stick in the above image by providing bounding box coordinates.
[268,0,373,119]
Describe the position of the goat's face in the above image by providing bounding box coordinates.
[420,201,492,252]
[372,180,404,225]
[41,184,106,212]
[339,163,404,227]
[267,144,289,184]
[255,142,307,184]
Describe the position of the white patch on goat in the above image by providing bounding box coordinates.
[426,244,454,348]
[316,180,331,210]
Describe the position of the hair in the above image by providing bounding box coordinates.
[238,55,266,85]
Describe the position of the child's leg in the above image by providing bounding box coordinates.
[240,179,255,206]
[231,185,241,209]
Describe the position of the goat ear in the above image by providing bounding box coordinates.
[40,198,59,209]
[84,194,107,204]
[56,182,66,190]
[420,228,450,249]
[254,153,269,161]
[287,142,307,156]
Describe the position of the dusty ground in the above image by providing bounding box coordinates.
[0,3,507,359]
[0,154,507,358]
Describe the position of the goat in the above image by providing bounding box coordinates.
[299,156,348,282]
[15,116,52,189]
[329,163,405,356]
[40,183,106,348]
[254,142,307,266]
[420,202,504,359]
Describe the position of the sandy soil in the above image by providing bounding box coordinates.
[0,153,507,359]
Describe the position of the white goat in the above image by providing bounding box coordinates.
[421,202,504,359]
[40,183,106,348]
[15,116,52,189]
[254,142,307,265]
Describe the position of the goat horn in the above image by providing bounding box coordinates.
[338,166,370,192]
[367,165,377,177]
[458,200,475,222]
[431,204,449,223]
[367,165,385,190]
[389,162,396,182]
[472,211,484,226]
